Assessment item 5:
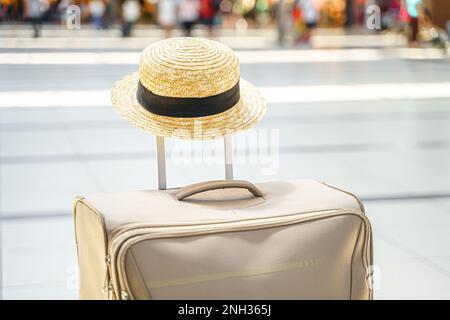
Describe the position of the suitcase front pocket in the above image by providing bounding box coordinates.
[107,210,371,300]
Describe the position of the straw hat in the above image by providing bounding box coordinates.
[111,37,266,140]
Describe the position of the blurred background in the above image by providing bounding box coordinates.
[0,0,449,45]
[1,0,450,299]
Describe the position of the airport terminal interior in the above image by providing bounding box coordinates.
[1,0,450,299]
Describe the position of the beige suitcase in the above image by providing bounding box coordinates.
[74,179,373,300]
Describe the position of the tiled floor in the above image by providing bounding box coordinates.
[1,31,450,299]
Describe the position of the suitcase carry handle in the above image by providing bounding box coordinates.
[174,180,264,201]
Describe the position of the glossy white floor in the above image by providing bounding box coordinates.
[1,30,450,299]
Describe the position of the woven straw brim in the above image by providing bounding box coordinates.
[111,73,266,140]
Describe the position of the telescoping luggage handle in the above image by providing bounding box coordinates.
[174,180,264,201]
[156,135,234,190]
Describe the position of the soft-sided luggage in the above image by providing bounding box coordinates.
[74,179,373,300]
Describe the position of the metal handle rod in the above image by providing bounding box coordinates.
[156,136,167,190]
[224,135,233,180]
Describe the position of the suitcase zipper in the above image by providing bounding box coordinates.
[106,209,371,300]
[102,255,113,297]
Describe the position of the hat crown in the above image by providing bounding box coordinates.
[138,38,240,98]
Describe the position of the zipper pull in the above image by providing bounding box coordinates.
[102,277,112,294]
[121,291,129,300]
[102,255,112,295]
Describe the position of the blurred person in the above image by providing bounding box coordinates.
[398,0,410,28]
[292,0,318,44]
[218,0,233,27]
[420,3,447,50]
[382,0,401,30]
[121,0,141,37]
[57,0,72,26]
[102,0,114,29]
[0,0,13,21]
[254,0,271,26]
[275,0,291,45]
[178,0,199,36]
[158,0,178,38]
[89,0,105,29]
[45,0,60,21]
[243,4,257,27]
[292,0,304,42]
[298,0,318,43]
[405,0,421,46]
[199,0,219,38]
[344,0,353,27]
[355,0,365,25]
[447,21,450,42]
[23,0,44,38]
